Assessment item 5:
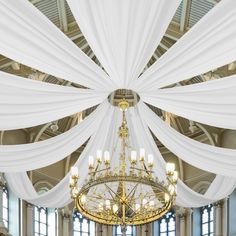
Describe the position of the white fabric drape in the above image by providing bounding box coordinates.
[0,101,109,172]
[139,75,236,129]
[131,0,236,91]
[131,106,236,207]
[67,0,181,87]
[5,103,236,208]
[0,0,115,90]
[0,71,109,130]
[138,101,236,177]
[5,104,116,208]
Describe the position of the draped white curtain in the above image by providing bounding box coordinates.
[1,0,236,209]
[5,104,117,208]
[131,0,236,91]
[138,101,236,177]
[128,107,236,207]
[0,71,109,130]
[139,75,236,129]
[67,0,181,88]
[0,0,115,90]
[0,102,109,172]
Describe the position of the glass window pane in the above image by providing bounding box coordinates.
[169,218,175,231]
[3,219,8,229]
[74,221,80,231]
[126,226,132,234]
[210,208,214,220]
[202,223,208,234]
[202,210,208,223]
[90,221,95,235]
[210,221,214,232]
[160,233,167,236]
[160,221,167,232]
[34,221,39,233]
[40,223,47,235]
[3,208,8,220]
[117,226,122,234]
[82,220,88,232]
[40,209,47,223]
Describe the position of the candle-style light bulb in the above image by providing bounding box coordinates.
[104,151,110,165]
[148,154,154,167]
[96,150,102,163]
[172,171,178,182]
[165,193,170,203]
[113,204,118,214]
[88,155,94,169]
[131,150,137,164]
[71,166,78,177]
[140,148,145,162]
[166,163,175,174]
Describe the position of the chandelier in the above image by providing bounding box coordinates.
[69,98,178,226]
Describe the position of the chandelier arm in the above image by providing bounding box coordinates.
[126,183,139,199]
[104,184,118,202]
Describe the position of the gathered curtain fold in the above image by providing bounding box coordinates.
[1,0,236,209]
[138,101,236,177]
[139,75,236,129]
[131,105,236,207]
[67,0,181,88]
[5,104,116,208]
[0,71,109,130]
[0,0,115,90]
[0,101,109,172]
[131,0,236,91]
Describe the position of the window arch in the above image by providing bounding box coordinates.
[201,204,214,236]
[73,211,95,236]
[159,211,176,236]
[2,186,9,229]
[114,225,136,236]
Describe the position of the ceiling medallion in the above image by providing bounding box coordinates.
[69,98,177,227]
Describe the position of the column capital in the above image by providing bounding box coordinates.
[213,200,224,208]
[0,173,6,188]
[176,207,187,218]
[61,207,72,219]
[26,202,34,209]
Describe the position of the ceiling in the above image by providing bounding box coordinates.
[1,0,235,195]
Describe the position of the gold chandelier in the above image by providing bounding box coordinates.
[69,98,178,226]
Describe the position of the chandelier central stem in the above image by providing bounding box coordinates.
[118,99,130,225]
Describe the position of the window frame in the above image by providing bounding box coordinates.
[73,211,95,236]
[33,206,49,236]
[158,210,176,236]
[200,204,214,236]
[2,186,9,229]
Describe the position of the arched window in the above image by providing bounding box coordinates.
[114,225,136,236]
[159,211,176,236]
[2,186,9,229]
[73,211,95,236]
[34,206,48,236]
[201,204,214,236]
